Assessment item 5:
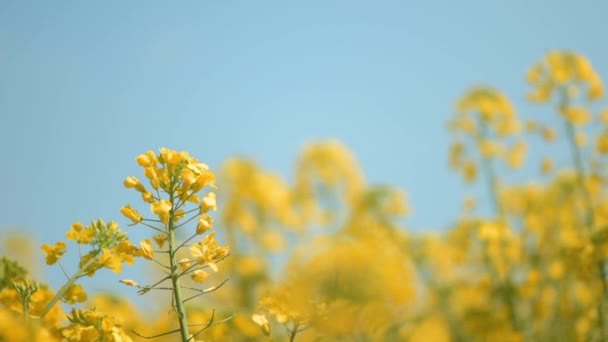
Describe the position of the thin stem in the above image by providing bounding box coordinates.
[22,296,29,320]
[289,322,300,342]
[182,279,229,303]
[168,189,190,342]
[175,233,197,253]
[57,261,71,281]
[41,250,101,319]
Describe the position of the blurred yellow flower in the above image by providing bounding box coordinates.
[41,241,67,265]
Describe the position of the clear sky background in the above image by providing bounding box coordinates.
[1,1,607,307]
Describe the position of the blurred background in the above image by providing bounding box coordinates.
[1,0,607,309]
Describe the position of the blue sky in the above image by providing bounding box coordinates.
[1,1,607,305]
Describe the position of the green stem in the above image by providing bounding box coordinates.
[289,322,299,342]
[168,191,190,342]
[560,92,608,340]
[40,250,100,319]
[475,115,519,331]
[23,296,29,320]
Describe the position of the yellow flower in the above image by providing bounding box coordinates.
[41,241,67,265]
[588,77,604,100]
[261,231,285,251]
[600,108,608,125]
[181,169,197,188]
[153,234,168,248]
[159,147,182,166]
[144,167,160,189]
[100,248,122,273]
[119,279,139,287]
[123,176,145,192]
[506,141,527,169]
[113,239,138,266]
[542,127,557,142]
[62,284,87,304]
[462,161,477,183]
[136,150,157,167]
[251,313,271,336]
[541,157,554,174]
[66,221,95,244]
[191,270,209,283]
[179,258,191,272]
[151,200,172,224]
[139,240,155,260]
[196,215,214,235]
[141,191,155,203]
[120,205,142,223]
[560,106,590,126]
[479,140,502,159]
[200,192,217,213]
[237,256,264,277]
[597,132,608,154]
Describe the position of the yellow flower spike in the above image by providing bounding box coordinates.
[136,150,157,167]
[528,51,604,103]
[191,270,208,283]
[139,240,155,260]
[196,215,214,235]
[41,241,67,265]
[251,313,271,336]
[119,279,139,287]
[200,192,217,214]
[62,284,87,305]
[123,176,146,192]
[66,221,95,244]
[153,234,168,248]
[120,205,142,223]
[151,200,172,224]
